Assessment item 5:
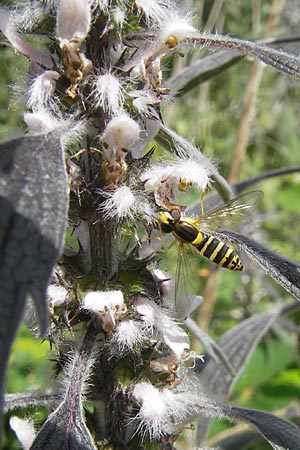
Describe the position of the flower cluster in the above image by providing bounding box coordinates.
[2,0,223,448]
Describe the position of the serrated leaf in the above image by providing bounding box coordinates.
[185,34,300,79]
[222,404,300,450]
[194,308,281,445]
[0,133,68,421]
[214,230,300,300]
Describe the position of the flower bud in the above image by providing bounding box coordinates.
[102,114,140,154]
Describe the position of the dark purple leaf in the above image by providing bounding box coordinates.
[30,346,97,450]
[194,308,281,445]
[222,404,300,450]
[164,50,242,97]
[0,133,68,425]
[214,230,300,300]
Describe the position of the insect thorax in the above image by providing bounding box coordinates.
[173,221,200,243]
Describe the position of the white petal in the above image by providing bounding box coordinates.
[56,0,91,41]
[83,290,124,312]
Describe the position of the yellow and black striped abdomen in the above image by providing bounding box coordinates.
[192,231,243,271]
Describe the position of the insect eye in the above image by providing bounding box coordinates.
[170,208,181,221]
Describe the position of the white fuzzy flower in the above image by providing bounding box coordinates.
[56,0,91,43]
[83,290,124,332]
[27,71,60,111]
[83,290,124,312]
[23,110,61,134]
[134,377,220,440]
[47,284,69,309]
[92,73,124,115]
[102,114,140,156]
[99,186,154,222]
[135,0,173,25]
[158,12,197,49]
[99,186,135,219]
[111,319,147,353]
[23,111,88,150]
[143,159,211,193]
[141,157,211,209]
[133,298,190,362]
[133,382,169,439]
[132,381,204,439]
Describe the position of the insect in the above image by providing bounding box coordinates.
[155,190,263,272]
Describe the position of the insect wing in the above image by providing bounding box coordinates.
[196,190,263,230]
[174,242,202,318]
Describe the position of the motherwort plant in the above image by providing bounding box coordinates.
[1,1,300,449]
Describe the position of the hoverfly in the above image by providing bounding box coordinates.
[156,190,263,272]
